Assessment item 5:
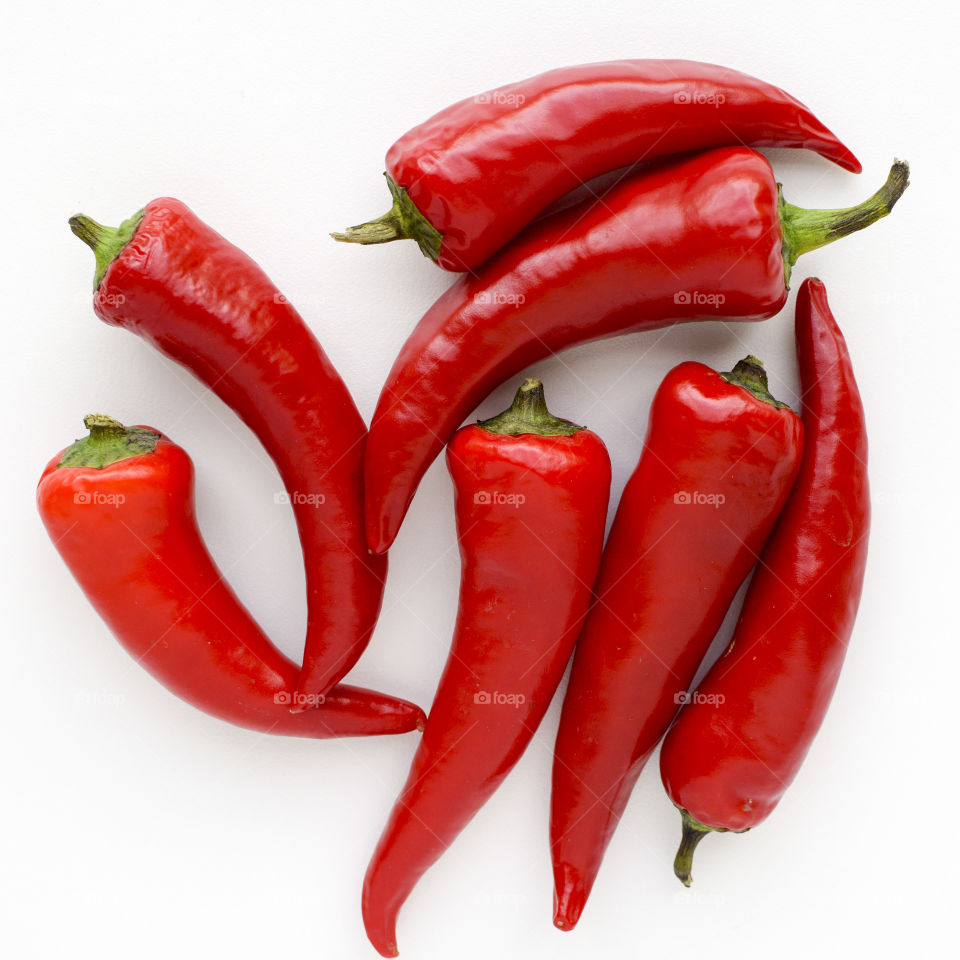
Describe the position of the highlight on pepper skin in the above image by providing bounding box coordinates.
[333,58,862,270]
[550,357,803,929]
[69,197,388,703]
[37,414,425,739]
[50,53,907,957]
[362,379,611,956]
[659,277,871,886]
[363,151,906,555]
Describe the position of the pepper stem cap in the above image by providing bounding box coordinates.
[674,809,718,887]
[477,378,584,436]
[69,209,144,290]
[57,415,160,469]
[720,355,791,409]
[330,174,443,262]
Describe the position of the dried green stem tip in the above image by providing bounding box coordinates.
[478,378,584,437]
[69,208,145,290]
[330,174,443,262]
[673,809,718,887]
[58,415,160,469]
[779,159,910,287]
[720,355,791,409]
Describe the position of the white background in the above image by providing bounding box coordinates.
[2,1,956,956]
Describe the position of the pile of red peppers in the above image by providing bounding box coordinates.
[39,58,906,956]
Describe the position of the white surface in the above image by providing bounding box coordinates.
[1,1,955,957]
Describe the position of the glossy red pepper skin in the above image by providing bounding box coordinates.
[549,361,803,929]
[363,147,906,556]
[366,147,786,554]
[345,59,860,270]
[74,199,385,702]
[37,427,424,737]
[362,384,611,957]
[659,279,869,872]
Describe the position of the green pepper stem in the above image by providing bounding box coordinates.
[719,355,791,410]
[674,809,718,887]
[84,413,126,440]
[477,378,584,437]
[69,209,145,290]
[58,415,160,469]
[330,174,443,262]
[780,159,909,287]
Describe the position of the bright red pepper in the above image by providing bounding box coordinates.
[332,59,861,270]
[69,199,385,704]
[37,416,425,737]
[549,358,803,930]
[361,380,611,957]
[364,148,907,554]
[659,278,870,885]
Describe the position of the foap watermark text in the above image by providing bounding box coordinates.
[674,491,725,508]
[474,491,525,508]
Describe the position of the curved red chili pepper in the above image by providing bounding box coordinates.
[37,417,424,737]
[332,59,861,270]
[69,200,385,703]
[361,380,611,957]
[549,358,803,930]
[365,148,907,554]
[659,278,869,885]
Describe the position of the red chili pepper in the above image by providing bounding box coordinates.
[659,278,869,885]
[69,200,385,703]
[364,148,907,554]
[361,380,611,957]
[37,416,425,736]
[332,59,861,270]
[549,358,803,930]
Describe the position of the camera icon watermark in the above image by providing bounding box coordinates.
[674,690,725,706]
[674,491,725,508]
[74,490,126,507]
[474,91,526,107]
[674,291,726,308]
[473,291,525,308]
[274,691,327,708]
[673,90,726,108]
[274,491,326,507]
[474,490,525,508]
[474,690,526,708]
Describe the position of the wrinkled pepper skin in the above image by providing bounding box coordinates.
[660,279,869,880]
[73,199,385,702]
[362,383,611,956]
[363,147,904,555]
[345,59,860,269]
[37,424,425,738]
[549,361,803,929]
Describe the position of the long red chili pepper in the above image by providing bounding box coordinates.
[549,358,803,930]
[659,278,869,885]
[361,380,611,957]
[69,200,384,704]
[37,416,425,737]
[332,59,861,270]
[364,148,907,554]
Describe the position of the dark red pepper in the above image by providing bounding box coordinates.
[660,278,870,885]
[362,380,611,956]
[37,416,424,737]
[364,148,907,554]
[332,59,861,270]
[550,358,803,929]
[69,200,385,704]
